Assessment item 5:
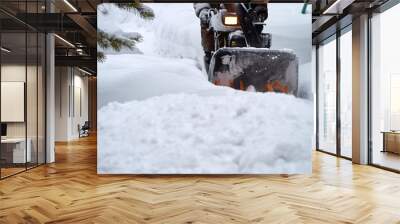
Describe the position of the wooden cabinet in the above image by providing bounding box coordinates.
[382,132,400,154]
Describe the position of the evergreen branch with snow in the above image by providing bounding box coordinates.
[97,3,153,62]
[98,29,142,51]
[114,3,155,20]
[97,29,143,61]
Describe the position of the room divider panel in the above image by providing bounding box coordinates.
[0,0,47,179]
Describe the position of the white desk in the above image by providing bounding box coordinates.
[1,138,31,163]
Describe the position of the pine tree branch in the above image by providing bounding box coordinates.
[97,29,142,52]
[114,3,155,20]
[97,3,154,62]
[97,51,106,62]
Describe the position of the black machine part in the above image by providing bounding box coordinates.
[208,48,299,95]
[235,3,264,48]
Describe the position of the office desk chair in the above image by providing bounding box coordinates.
[79,121,90,138]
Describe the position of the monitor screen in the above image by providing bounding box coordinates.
[1,123,7,137]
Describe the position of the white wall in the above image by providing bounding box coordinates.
[1,65,40,137]
[55,67,89,141]
[71,73,89,138]
[1,65,26,138]
[55,66,70,141]
[1,63,46,164]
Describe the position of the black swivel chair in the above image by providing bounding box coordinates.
[79,121,90,138]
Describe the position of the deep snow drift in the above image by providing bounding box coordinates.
[99,92,312,174]
[98,3,313,174]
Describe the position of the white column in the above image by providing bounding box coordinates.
[45,0,56,163]
[352,14,369,164]
[46,32,55,163]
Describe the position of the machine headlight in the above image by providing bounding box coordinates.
[223,15,238,26]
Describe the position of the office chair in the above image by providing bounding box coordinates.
[79,121,90,138]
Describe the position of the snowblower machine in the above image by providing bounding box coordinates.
[205,3,298,95]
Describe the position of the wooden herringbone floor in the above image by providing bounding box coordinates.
[1,135,400,224]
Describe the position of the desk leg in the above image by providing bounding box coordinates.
[382,133,386,153]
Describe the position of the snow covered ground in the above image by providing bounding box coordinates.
[97,3,313,174]
[99,92,313,174]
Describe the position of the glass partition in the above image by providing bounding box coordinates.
[339,28,352,158]
[0,31,28,177]
[317,36,337,154]
[0,1,46,179]
[38,32,45,165]
[27,31,38,169]
[371,3,400,171]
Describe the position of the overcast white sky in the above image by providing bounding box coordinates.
[266,3,312,65]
